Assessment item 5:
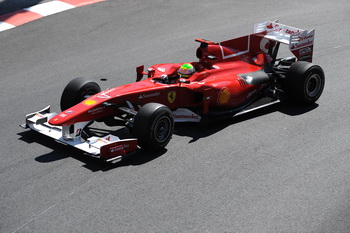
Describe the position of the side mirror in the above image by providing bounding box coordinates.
[136,65,145,82]
[207,55,218,60]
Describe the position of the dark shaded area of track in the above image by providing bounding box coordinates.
[0,0,48,15]
[1,0,350,232]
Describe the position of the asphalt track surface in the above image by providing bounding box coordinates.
[1,0,350,232]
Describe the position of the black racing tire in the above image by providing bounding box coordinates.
[284,61,325,105]
[133,103,174,151]
[60,77,101,111]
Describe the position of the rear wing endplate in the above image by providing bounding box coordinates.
[254,20,315,62]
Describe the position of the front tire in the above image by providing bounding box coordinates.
[284,61,325,105]
[133,103,174,151]
[60,77,101,111]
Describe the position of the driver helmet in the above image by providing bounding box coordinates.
[178,63,195,78]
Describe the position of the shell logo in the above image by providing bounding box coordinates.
[83,99,98,106]
[218,87,231,104]
[260,38,272,53]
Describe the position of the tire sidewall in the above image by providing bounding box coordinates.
[284,62,325,105]
[133,103,174,151]
[60,77,101,111]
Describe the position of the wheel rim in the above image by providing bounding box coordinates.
[154,116,172,143]
[306,73,322,97]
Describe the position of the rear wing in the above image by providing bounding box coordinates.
[254,20,315,62]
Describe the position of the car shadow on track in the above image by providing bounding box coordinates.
[18,130,104,171]
[101,149,168,171]
[17,129,168,172]
[18,102,319,171]
[174,102,319,143]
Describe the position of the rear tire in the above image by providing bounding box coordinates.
[133,103,174,151]
[284,61,325,105]
[60,77,101,111]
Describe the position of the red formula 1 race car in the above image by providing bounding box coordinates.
[21,20,325,163]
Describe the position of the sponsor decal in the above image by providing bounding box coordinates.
[110,144,129,153]
[260,38,271,53]
[75,129,82,137]
[266,23,276,29]
[266,23,282,33]
[218,87,231,104]
[139,92,160,99]
[285,28,301,35]
[299,34,314,41]
[266,23,303,36]
[173,113,200,120]
[83,99,98,106]
[167,91,176,104]
[299,55,312,61]
[290,32,314,51]
[247,90,257,99]
[88,106,105,115]
[172,108,201,122]
[97,88,115,99]
[59,113,67,118]
[108,144,131,157]
[98,136,111,144]
[65,110,74,114]
[299,47,312,55]
[290,40,314,50]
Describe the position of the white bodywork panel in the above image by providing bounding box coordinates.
[21,106,122,157]
[172,108,201,123]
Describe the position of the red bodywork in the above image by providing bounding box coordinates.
[49,33,273,126]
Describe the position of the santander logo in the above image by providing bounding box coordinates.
[285,29,301,35]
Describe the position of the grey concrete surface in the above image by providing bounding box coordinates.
[1,0,350,232]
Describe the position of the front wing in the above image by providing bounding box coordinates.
[20,106,138,163]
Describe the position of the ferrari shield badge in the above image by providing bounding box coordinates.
[167,91,176,104]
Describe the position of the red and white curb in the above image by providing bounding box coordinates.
[0,0,106,32]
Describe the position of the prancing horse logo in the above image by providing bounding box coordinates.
[167,91,176,104]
